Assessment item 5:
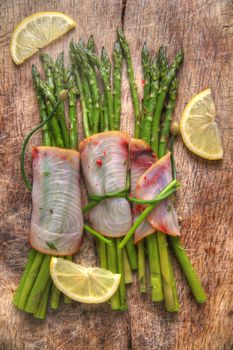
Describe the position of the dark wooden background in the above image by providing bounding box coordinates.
[0,0,233,349]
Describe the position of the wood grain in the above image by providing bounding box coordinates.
[0,0,233,349]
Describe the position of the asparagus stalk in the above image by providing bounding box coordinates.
[34,278,52,319]
[116,238,127,310]
[32,66,64,148]
[32,68,51,146]
[50,282,61,310]
[169,237,207,303]
[39,53,55,93]
[151,50,184,155]
[106,239,121,310]
[111,38,138,272]
[77,45,100,134]
[71,42,122,310]
[113,41,123,130]
[158,47,169,81]
[146,235,163,301]
[117,27,141,138]
[159,78,178,158]
[154,62,182,312]
[13,249,37,305]
[53,53,70,147]
[101,47,111,83]
[140,56,160,144]
[16,252,44,310]
[123,249,133,284]
[165,117,206,303]
[67,66,78,149]
[84,47,115,131]
[25,255,51,313]
[70,43,90,138]
[87,34,95,52]
[125,236,138,270]
[141,42,151,115]
[137,241,147,292]
[77,42,94,132]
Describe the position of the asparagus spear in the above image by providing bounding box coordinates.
[159,78,178,157]
[152,58,184,311]
[77,45,100,134]
[14,68,55,314]
[84,47,115,131]
[32,66,64,148]
[146,234,163,301]
[117,27,141,138]
[123,249,133,284]
[169,237,207,303]
[151,50,184,155]
[101,46,111,83]
[160,85,207,303]
[25,255,51,313]
[34,278,52,319]
[16,252,44,310]
[158,47,169,81]
[106,239,120,309]
[67,66,78,149]
[50,282,61,310]
[140,56,160,144]
[70,42,90,138]
[32,68,51,146]
[12,249,37,306]
[113,41,123,130]
[116,238,127,310]
[87,34,95,52]
[53,53,70,147]
[137,240,147,292]
[141,42,151,115]
[39,53,55,92]
[101,46,114,131]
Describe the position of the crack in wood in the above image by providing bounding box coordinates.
[121,0,127,28]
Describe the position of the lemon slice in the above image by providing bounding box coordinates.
[50,257,121,304]
[180,89,223,160]
[10,12,76,65]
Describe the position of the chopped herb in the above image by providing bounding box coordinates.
[44,171,51,177]
[49,208,54,214]
[46,242,58,251]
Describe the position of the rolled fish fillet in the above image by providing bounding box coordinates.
[30,146,83,255]
[135,151,180,240]
[130,138,157,243]
[80,131,132,237]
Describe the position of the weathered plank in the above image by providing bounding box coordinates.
[0,1,130,350]
[0,0,233,349]
[122,0,233,349]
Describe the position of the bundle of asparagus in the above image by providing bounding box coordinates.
[14,28,207,319]
[116,28,207,310]
[13,54,80,318]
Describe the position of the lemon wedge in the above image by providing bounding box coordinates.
[10,12,76,65]
[180,89,223,160]
[50,257,121,304]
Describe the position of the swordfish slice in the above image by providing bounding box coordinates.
[30,146,83,255]
[80,131,132,237]
[130,138,157,243]
[136,152,180,237]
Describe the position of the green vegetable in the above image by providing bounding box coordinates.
[117,27,141,138]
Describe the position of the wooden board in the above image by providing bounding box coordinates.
[0,0,233,349]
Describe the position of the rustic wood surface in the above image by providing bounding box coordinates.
[0,0,233,349]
